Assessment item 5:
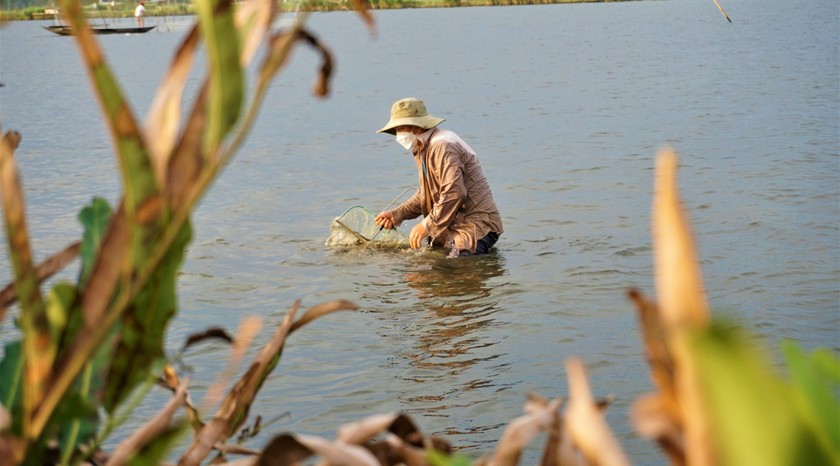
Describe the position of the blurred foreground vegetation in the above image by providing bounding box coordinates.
[0,0,837,464]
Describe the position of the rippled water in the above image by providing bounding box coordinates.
[1,0,838,463]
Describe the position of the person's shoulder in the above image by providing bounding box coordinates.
[431,129,469,149]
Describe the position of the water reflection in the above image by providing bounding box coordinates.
[405,251,506,303]
[397,253,511,428]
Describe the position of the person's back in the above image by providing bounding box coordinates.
[427,128,499,220]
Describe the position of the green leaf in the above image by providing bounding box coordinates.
[47,283,75,355]
[102,221,192,413]
[0,340,24,434]
[781,340,840,463]
[77,198,113,287]
[53,389,100,465]
[36,283,107,463]
[195,0,244,153]
[692,322,834,466]
[428,450,472,466]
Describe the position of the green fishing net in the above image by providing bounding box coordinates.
[326,206,409,247]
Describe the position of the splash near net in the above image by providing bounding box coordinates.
[326,206,409,247]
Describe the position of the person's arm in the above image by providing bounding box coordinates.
[390,190,422,225]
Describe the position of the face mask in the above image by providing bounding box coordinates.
[395,131,417,151]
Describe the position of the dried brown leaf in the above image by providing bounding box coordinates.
[327,412,430,466]
[1,129,53,435]
[337,412,401,445]
[295,29,334,99]
[524,392,550,410]
[489,397,562,466]
[276,434,379,466]
[146,25,201,185]
[555,418,579,466]
[0,431,25,466]
[234,0,276,65]
[386,413,425,447]
[162,364,180,391]
[214,443,260,456]
[627,287,684,466]
[180,304,298,465]
[260,28,335,100]
[565,358,629,466]
[290,299,357,333]
[347,0,376,36]
[158,364,202,432]
[0,240,80,318]
[106,380,189,466]
[369,434,430,466]
[534,396,563,466]
[0,130,21,151]
[627,288,680,421]
[652,148,714,465]
[216,459,257,466]
[0,406,8,431]
[652,148,709,330]
[258,434,314,466]
[166,84,208,212]
[203,316,263,411]
[183,327,236,350]
[631,393,684,465]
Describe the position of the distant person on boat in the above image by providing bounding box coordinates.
[374,97,503,257]
[134,1,145,27]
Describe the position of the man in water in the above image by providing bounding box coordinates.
[134,1,145,27]
[374,97,503,257]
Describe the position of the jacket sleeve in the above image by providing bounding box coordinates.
[391,189,422,225]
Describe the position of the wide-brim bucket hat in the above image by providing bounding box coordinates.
[377,98,445,135]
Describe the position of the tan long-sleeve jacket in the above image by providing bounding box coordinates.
[391,128,503,253]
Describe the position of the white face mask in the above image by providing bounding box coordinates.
[395,131,417,151]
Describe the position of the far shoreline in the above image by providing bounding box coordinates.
[1,0,638,22]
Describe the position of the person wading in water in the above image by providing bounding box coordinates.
[374,97,503,257]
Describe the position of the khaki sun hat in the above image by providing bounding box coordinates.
[377,98,445,135]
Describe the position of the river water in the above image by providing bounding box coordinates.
[1,0,838,463]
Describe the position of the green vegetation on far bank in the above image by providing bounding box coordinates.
[1,0,632,22]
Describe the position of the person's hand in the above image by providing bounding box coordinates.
[409,222,428,250]
[374,211,396,230]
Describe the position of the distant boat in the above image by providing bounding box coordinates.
[43,24,156,35]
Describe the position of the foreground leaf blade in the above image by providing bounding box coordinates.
[1,130,51,438]
[692,323,833,466]
[77,197,114,287]
[651,148,713,465]
[59,0,160,218]
[195,0,243,154]
[0,241,80,313]
[145,26,201,185]
[103,221,192,413]
[781,340,840,463]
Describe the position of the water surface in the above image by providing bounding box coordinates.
[1,0,838,463]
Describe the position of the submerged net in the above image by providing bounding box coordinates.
[326,206,409,247]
